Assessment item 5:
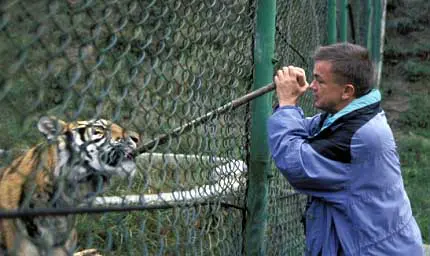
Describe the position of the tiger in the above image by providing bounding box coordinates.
[0,116,140,256]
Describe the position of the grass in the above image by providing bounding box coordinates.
[398,93,430,130]
[75,206,244,255]
[72,153,247,255]
[395,92,430,243]
[397,131,430,243]
[383,0,430,243]
[401,61,430,82]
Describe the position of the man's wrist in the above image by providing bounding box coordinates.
[278,99,298,107]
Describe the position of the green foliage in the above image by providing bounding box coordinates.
[377,0,430,248]
[384,42,430,61]
[398,93,430,129]
[387,17,424,35]
[397,133,430,243]
[401,61,430,82]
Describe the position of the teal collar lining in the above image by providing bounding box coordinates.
[319,89,381,132]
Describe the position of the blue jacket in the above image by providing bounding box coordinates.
[267,90,423,255]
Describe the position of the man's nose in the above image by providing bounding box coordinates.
[310,80,317,91]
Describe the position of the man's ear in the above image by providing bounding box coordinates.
[38,116,66,140]
[342,84,356,100]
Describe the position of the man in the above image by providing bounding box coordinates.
[267,42,423,255]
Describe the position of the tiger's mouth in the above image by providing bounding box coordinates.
[70,145,136,188]
[76,167,112,184]
[100,146,135,167]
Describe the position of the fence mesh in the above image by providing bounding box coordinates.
[0,0,381,255]
[266,1,327,255]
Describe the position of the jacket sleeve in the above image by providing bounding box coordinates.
[267,106,350,195]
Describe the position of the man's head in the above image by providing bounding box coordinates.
[310,42,375,113]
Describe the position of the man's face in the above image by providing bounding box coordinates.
[310,61,347,113]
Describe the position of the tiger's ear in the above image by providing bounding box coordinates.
[38,116,66,140]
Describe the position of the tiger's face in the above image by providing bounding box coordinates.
[70,119,139,180]
[0,117,141,255]
[38,117,140,189]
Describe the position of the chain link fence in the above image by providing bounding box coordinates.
[0,0,384,255]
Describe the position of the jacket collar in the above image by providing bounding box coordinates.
[319,89,381,133]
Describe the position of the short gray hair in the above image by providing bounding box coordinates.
[313,42,375,97]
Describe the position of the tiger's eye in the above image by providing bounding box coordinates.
[92,129,104,136]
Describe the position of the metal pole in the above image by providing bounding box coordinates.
[328,0,337,44]
[244,0,276,254]
[372,0,386,88]
[135,83,275,154]
[366,0,373,52]
[340,0,348,42]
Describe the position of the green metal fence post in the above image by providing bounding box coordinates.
[244,0,276,255]
[340,0,348,42]
[366,0,374,52]
[328,0,337,44]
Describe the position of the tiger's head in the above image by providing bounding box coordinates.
[37,116,140,197]
[0,117,141,254]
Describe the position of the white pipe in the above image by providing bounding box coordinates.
[94,154,247,207]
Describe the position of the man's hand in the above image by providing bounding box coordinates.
[274,66,309,107]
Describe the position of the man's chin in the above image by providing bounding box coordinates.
[313,101,320,109]
[313,102,328,112]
